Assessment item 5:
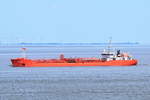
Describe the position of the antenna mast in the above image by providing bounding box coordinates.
[108,37,112,53]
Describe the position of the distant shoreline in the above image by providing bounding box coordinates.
[0,42,139,46]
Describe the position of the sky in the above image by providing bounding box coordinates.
[0,0,150,43]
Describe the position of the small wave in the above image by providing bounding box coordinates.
[136,64,150,66]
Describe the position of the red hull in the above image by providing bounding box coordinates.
[11,58,137,67]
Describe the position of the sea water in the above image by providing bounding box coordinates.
[0,45,150,100]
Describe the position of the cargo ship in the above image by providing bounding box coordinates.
[11,43,138,67]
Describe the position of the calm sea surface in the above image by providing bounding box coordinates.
[0,45,150,100]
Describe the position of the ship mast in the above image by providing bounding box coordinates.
[21,42,26,58]
[108,37,112,53]
[21,47,27,58]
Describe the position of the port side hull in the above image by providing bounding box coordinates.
[11,59,137,67]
